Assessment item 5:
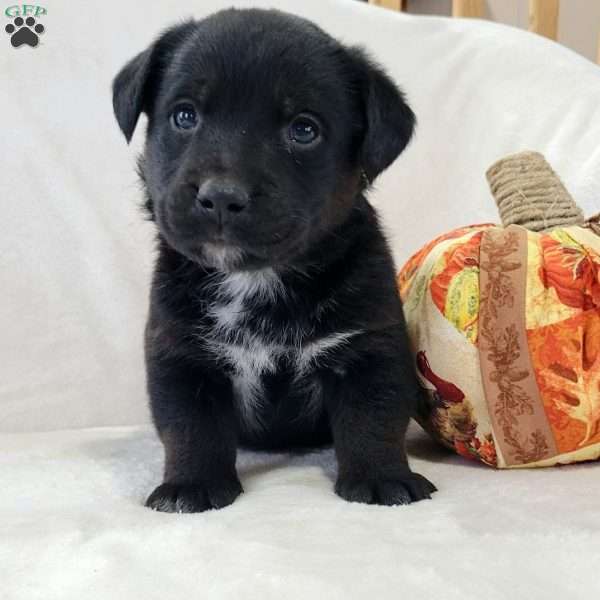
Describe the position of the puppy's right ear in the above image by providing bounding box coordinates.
[112,21,196,143]
[112,50,153,143]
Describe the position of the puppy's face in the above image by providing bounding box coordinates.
[113,9,415,270]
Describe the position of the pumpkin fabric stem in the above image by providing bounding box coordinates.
[486,151,584,232]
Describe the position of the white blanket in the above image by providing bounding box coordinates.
[2,0,600,597]
[2,423,600,599]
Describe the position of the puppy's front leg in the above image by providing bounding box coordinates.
[145,355,242,513]
[328,336,436,506]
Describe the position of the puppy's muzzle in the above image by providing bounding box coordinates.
[196,179,249,226]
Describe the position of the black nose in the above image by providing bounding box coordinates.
[196,180,249,222]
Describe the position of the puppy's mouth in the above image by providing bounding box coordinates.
[199,226,305,269]
[199,241,245,271]
[156,199,309,271]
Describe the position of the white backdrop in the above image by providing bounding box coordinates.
[2,0,600,432]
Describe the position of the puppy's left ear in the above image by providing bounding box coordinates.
[351,49,416,183]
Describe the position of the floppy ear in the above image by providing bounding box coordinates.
[112,50,153,143]
[112,21,197,143]
[351,49,416,182]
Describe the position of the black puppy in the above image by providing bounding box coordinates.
[113,8,436,513]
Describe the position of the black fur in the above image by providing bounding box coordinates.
[113,8,436,513]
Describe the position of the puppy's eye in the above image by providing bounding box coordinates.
[172,104,198,131]
[289,116,320,145]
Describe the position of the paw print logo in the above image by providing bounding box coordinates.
[5,16,45,48]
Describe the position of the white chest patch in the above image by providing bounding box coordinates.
[201,269,361,429]
[207,269,283,335]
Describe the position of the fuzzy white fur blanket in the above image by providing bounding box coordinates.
[2,424,600,599]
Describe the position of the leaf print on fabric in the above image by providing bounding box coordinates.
[397,224,493,301]
[538,231,600,311]
[428,232,483,343]
[528,310,600,451]
[525,232,577,330]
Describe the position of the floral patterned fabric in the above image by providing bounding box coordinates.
[398,224,600,468]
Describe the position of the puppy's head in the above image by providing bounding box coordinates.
[113,9,415,271]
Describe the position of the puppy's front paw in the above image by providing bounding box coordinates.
[145,478,243,513]
[335,471,436,506]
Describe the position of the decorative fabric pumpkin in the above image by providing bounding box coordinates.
[398,152,600,468]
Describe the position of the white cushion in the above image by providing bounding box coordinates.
[3,0,600,432]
